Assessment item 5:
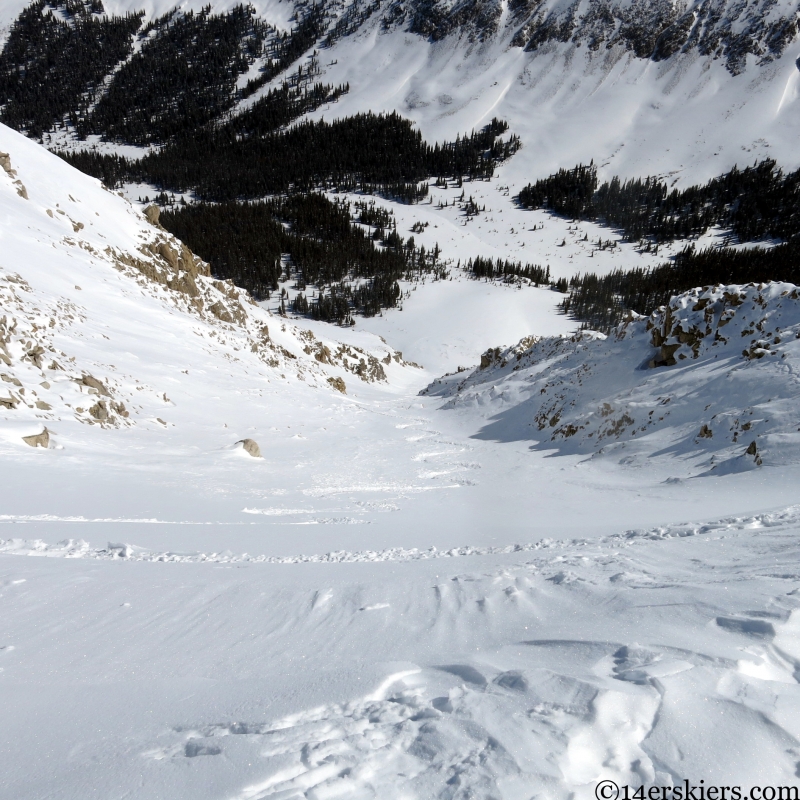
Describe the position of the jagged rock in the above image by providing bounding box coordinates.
[22,428,49,448]
[144,205,161,226]
[238,438,262,457]
[24,345,45,368]
[156,241,178,269]
[88,400,109,420]
[80,374,110,396]
[35,399,51,410]
[480,347,502,370]
[0,393,19,409]
[208,301,233,323]
[744,440,763,465]
[303,341,332,364]
[328,376,346,394]
[698,424,713,438]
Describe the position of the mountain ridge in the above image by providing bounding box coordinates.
[1,0,799,185]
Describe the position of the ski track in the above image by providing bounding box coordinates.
[2,503,798,564]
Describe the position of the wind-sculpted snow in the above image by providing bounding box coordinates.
[5,500,800,797]
[425,282,800,475]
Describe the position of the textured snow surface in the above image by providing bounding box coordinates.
[4,117,800,796]
[6,505,800,798]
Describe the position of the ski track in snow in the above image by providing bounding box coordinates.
[2,504,799,563]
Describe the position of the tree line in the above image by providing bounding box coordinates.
[57,113,520,201]
[518,159,800,244]
[560,241,800,332]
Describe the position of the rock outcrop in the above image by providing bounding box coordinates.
[423,282,800,475]
[238,438,262,458]
[22,428,49,448]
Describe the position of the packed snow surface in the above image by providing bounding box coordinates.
[4,121,800,797]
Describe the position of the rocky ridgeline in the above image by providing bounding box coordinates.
[388,0,795,74]
[424,282,800,475]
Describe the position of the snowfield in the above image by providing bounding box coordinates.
[4,79,800,799]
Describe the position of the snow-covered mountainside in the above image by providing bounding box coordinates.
[425,282,800,476]
[0,121,411,454]
[3,0,800,182]
[6,13,800,797]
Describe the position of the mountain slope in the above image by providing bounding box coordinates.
[0,120,415,455]
[0,0,796,189]
[5,72,800,800]
[425,281,800,476]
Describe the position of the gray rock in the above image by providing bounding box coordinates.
[238,438,262,458]
[22,428,49,448]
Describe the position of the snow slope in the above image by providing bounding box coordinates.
[5,124,800,798]
[425,281,800,476]
[305,22,800,187]
[6,504,800,799]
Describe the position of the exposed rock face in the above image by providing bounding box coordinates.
[0,151,28,199]
[328,376,347,394]
[480,347,502,370]
[208,301,234,323]
[22,428,49,448]
[238,438,262,457]
[645,284,793,369]
[144,205,161,226]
